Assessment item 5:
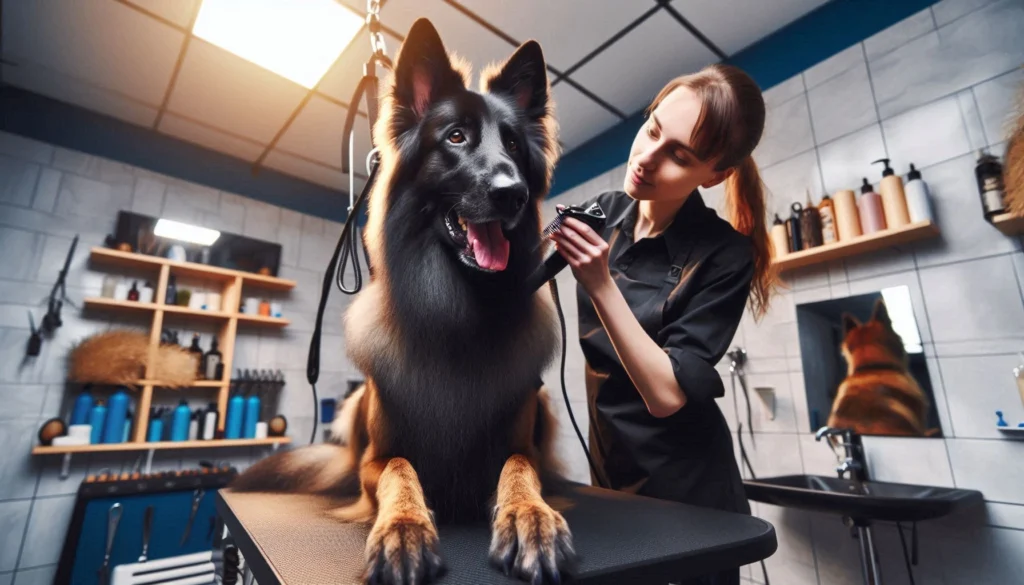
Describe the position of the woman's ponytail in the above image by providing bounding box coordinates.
[725,155,776,322]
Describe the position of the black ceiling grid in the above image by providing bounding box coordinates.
[151,0,202,129]
[660,2,728,60]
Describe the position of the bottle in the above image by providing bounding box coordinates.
[976,150,1006,220]
[189,334,205,378]
[122,410,132,443]
[88,401,106,444]
[101,275,118,299]
[127,281,139,302]
[102,388,129,444]
[818,194,838,244]
[147,408,164,442]
[832,189,862,241]
[258,299,271,317]
[202,403,219,440]
[225,393,245,439]
[165,275,177,306]
[770,214,789,257]
[1014,353,1024,410]
[786,202,803,253]
[202,338,223,381]
[139,281,154,304]
[188,411,199,441]
[243,393,261,439]
[873,158,911,229]
[170,399,191,441]
[858,178,887,234]
[71,388,94,425]
[798,191,823,250]
[904,163,934,223]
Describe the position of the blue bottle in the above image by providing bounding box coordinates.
[225,393,244,440]
[88,401,106,444]
[243,394,261,439]
[102,389,130,444]
[170,400,191,441]
[71,389,93,425]
[147,408,164,442]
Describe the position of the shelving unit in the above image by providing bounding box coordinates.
[36,247,296,476]
[772,220,940,272]
[990,212,1024,236]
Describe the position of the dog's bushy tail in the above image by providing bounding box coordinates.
[229,442,359,496]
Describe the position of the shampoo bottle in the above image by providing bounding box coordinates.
[102,389,129,444]
[225,393,244,439]
[832,189,862,241]
[202,403,219,440]
[818,194,838,244]
[71,388,94,426]
[147,408,163,442]
[243,393,261,439]
[858,178,887,234]
[786,202,803,253]
[798,191,823,250]
[770,214,790,257]
[188,410,199,441]
[170,399,191,441]
[904,163,934,223]
[88,401,106,444]
[975,150,1006,220]
[873,158,911,228]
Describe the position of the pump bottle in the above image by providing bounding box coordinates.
[873,158,910,228]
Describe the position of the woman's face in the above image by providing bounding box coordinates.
[623,86,730,201]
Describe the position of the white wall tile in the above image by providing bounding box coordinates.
[861,435,955,486]
[0,133,53,166]
[920,255,1024,342]
[940,354,1024,438]
[11,565,56,585]
[743,433,804,479]
[804,44,865,90]
[16,494,76,568]
[799,433,839,476]
[807,511,864,585]
[131,176,165,217]
[0,156,39,208]
[759,149,825,222]
[864,8,936,60]
[753,505,820,585]
[808,60,878,145]
[763,74,805,108]
[947,437,1024,504]
[754,95,815,168]
[817,124,888,194]
[0,228,46,282]
[931,0,999,26]
[746,372,800,434]
[242,198,281,242]
[882,95,973,171]
[31,169,59,214]
[972,67,1024,146]
[0,500,30,572]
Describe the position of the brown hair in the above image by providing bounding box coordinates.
[646,63,777,321]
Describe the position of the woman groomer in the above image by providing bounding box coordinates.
[551,64,776,585]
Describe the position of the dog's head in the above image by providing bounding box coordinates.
[365,18,558,279]
[841,299,908,372]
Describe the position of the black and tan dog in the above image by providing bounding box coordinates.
[230,18,576,585]
[828,298,934,437]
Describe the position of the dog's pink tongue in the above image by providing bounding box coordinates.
[467,221,510,271]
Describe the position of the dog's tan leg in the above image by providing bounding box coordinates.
[361,457,444,585]
[489,454,576,583]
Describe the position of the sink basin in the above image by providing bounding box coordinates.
[743,474,983,522]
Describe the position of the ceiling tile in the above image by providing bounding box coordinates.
[550,82,622,151]
[570,11,718,116]
[670,0,829,55]
[166,38,309,144]
[263,149,366,195]
[123,0,200,28]
[377,0,521,80]
[2,61,158,127]
[456,0,654,71]
[275,96,374,172]
[1,0,184,105]
[317,29,404,112]
[157,113,265,162]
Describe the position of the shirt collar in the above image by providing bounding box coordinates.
[611,189,708,259]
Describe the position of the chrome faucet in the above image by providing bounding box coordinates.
[815,426,868,481]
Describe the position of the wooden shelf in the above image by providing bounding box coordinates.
[139,379,226,388]
[83,297,290,327]
[236,313,290,327]
[89,247,296,291]
[772,220,940,272]
[991,213,1024,235]
[32,437,291,455]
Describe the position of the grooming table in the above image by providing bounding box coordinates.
[215,484,776,584]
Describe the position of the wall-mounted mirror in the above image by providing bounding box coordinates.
[796,285,942,438]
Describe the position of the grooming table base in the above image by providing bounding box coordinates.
[217,484,776,584]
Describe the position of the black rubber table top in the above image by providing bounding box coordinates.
[217,484,776,584]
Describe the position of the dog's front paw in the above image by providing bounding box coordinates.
[364,513,445,585]
[489,500,577,584]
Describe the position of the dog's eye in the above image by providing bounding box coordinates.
[507,138,518,153]
[448,130,466,144]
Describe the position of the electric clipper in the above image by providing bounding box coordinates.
[525,201,607,292]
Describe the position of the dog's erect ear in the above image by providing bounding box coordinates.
[842,313,861,336]
[484,40,549,116]
[871,298,892,327]
[392,18,465,118]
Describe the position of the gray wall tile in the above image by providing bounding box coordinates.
[763,74,805,108]
[18,495,75,568]
[11,565,55,585]
[804,44,865,90]
[940,354,1023,437]
[972,67,1024,146]
[864,7,936,60]
[920,255,1024,342]
[131,176,166,217]
[0,572,11,585]
[817,123,887,194]
[882,94,972,171]
[242,199,281,242]
[861,435,955,486]
[0,133,53,166]
[807,60,878,144]
[752,505,820,585]
[932,0,999,26]
[947,438,1024,504]
[957,89,989,152]
[0,500,30,572]
[0,228,45,282]
[31,170,59,214]
[0,385,45,422]
[0,156,39,208]
[754,95,815,168]
[759,150,824,221]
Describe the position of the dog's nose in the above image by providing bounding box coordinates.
[489,174,528,215]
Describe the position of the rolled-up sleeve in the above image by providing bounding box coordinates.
[659,247,754,404]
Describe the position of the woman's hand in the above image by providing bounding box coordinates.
[550,208,613,295]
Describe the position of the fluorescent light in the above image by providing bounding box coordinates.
[192,0,363,89]
[155,219,221,246]
[881,286,923,354]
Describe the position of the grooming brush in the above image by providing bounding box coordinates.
[524,202,607,292]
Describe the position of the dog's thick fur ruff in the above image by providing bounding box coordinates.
[230,18,576,585]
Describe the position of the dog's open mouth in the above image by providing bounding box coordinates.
[444,208,510,272]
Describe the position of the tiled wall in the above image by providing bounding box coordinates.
[0,130,365,584]
[546,0,1024,582]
